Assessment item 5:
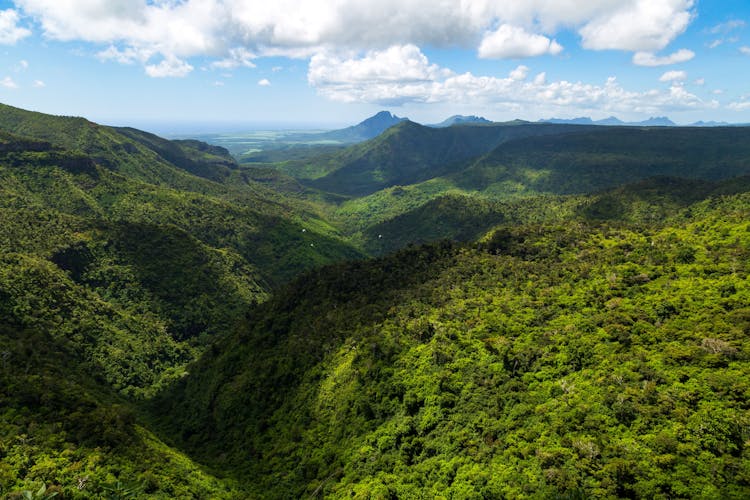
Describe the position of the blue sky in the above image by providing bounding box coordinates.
[0,0,749,131]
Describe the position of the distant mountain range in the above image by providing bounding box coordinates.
[334,111,750,131]
[428,115,493,127]
[540,116,678,127]
[538,116,744,127]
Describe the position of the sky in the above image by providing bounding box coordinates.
[0,0,749,131]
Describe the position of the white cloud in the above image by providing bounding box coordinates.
[1,76,18,88]
[308,45,449,104]
[659,70,687,82]
[18,59,28,70]
[632,48,694,67]
[14,0,697,73]
[0,9,30,44]
[694,78,704,85]
[145,56,193,78]
[509,65,529,81]
[97,45,153,64]
[708,39,722,49]
[210,47,256,69]
[728,100,750,111]
[741,46,750,55]
[708,20,746,35]
[213,80,224,87]
[308,45,712,115]
[272,66,283,72]
[579,0,694,51]
[478,24,563,59]
[32,79,44,87]
[258,78,271,86]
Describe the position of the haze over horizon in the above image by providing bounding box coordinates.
[0,1,749,130]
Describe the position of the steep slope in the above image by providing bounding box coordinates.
[0,103,208,188]
[0,109,363,497]
[157,192,750,498]
[114,126,238,183]
[316,111,408,143]
[0,320,242,498]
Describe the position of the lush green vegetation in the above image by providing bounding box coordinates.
[3,103,750,498]
[0,105,362,497]
[157,191,750,498]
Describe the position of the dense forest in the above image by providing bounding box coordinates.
[1,103,749,498]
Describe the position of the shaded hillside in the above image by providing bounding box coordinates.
[0,320,242,498]
[356,176,750,254]
[301,121,595,195]
[318,125,750,252]
[156,192,750,498]
[458,126,750,195]
[361,194,507,254]
[114,127,238,183]
[0,108,365,497]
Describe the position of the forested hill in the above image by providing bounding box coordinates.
[157,189,750,498]
[0,105,360,497]
[284,122,750,199]
[299,123,750,253]
[286,121,598,195]
[3,102,750,498]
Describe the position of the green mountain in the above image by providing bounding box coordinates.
[302,124,750,252]
[3,102,750,498]
[0,105,361,497]
[305,121,591,196]
[157,191,750,498]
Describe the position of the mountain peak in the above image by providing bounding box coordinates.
[359,110,405,128]
[314,111,408,143]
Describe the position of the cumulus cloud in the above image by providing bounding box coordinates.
[579,0,694,51]
[308,45,712,115]
[0,9,30,44]
[32,79,44,87]
[659,70,687,82]
[97,45,153,65]
[741,46,750,55]
[1,76,18,88]
[632,48,694,66]
[13,0,696,74]
[258,78,271,86]
[478,25,562,59]
[509,65,530,81]
[308,45,449,104]
[145,56,193,78]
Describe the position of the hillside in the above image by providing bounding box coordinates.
[156,191,750,498]
[304,121,592,196]
[0,108,360,497]
[302,125,750,252]
[3,102,750,498]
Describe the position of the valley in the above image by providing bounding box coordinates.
[1,104,749,498]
